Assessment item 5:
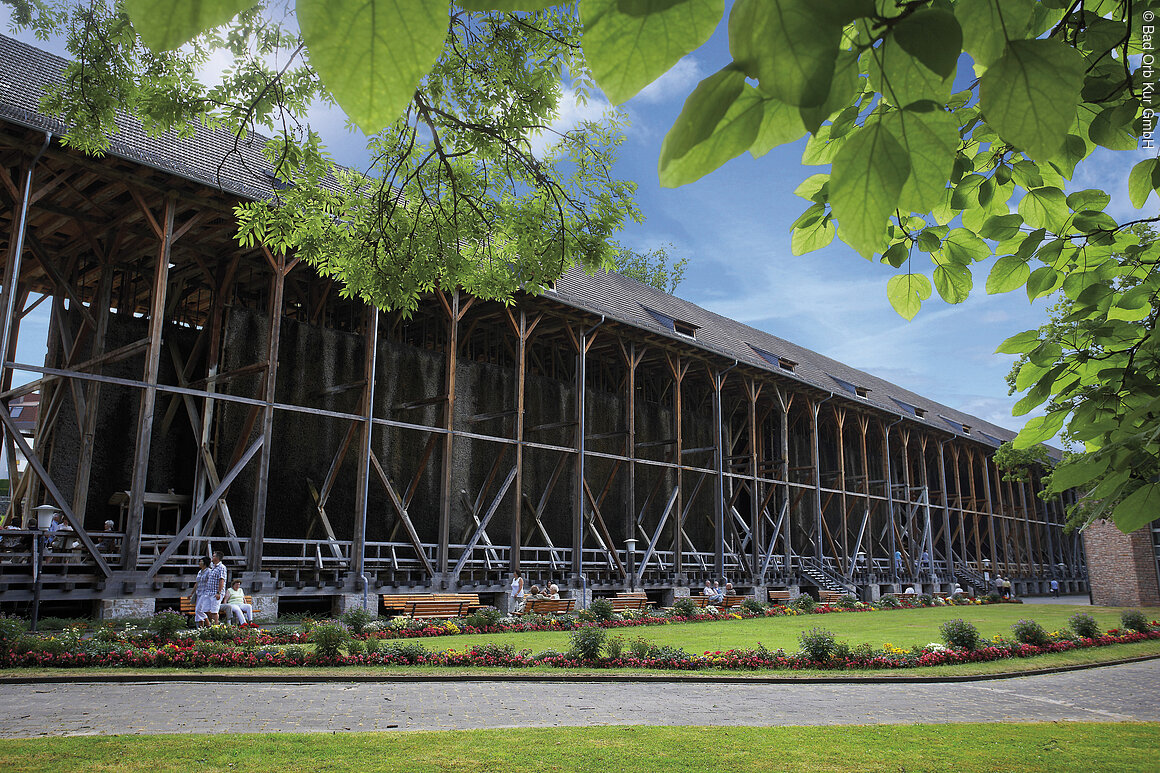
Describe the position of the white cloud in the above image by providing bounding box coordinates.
[633,58,703,105]
[527,87,614,157]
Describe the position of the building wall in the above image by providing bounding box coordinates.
[1084,518,1160,606]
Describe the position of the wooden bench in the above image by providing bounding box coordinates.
[607,595,649,612]
[519,598,575,616]
[691,594,745,609]
[178,595,257,624]
[817,591,849,605]
[768,589,793,605]
[381,593,481,619]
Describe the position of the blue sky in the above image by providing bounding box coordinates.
[3,6,1153,436]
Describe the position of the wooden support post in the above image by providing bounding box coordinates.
[777,388,792,570]
[666,354,688,576]
[437,290,462,581]
[351,306,378,580]
[981,453,998,575]
[809,397,827,563]
[246,248,287,574]
[745,379,761,580]
[122,192,176,571]
[937,440,954,578]
[71,268,113,526]
[506,308,539,574]
[712,365,733,578]
[573,320,603,579]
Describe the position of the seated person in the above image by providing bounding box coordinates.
[710,581,725,604]
[723,582,735,596]
[96,520,117,554]
[526,584,547,601]
[702,580,714,597]
[546,584,560,600]
[220,579,254,625]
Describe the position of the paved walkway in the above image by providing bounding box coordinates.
[2,660,1158,737]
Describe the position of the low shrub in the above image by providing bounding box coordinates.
[604,634,625,659]
[587,597,615,622]
[877,594,901,609]
[268,624,298,640]
[790,594,817,612]
[836,594,859,609]
[670,597,697,618]
[282,644,307,661]
[1011,618,1051,647]
[92,623,121,643]
[985,593,1002,604]
[310,621,350,659]
[798,627,836,662]
[36,616,89,631]
[740,598,765,615]
[568,625,607,661]
[147,611,188,642]
[363,635,381,655]
[1121,609,1151,633]
[940,618,981,651]
[0,616,29,652]
[628,636,653,658]
[465,606,503,629]
[1068,612,1100,638]
[198,624,234,642]
[340,607,376,635]
[193,640,230,657]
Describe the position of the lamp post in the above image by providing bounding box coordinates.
[30,504,59,632]
[625,538,636,593]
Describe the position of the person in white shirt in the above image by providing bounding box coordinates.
[221,579,253,625]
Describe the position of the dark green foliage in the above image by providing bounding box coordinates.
[604,634,625,659]
[1068,612,1101,639]
[568,625,608,661]
[340,607,376,635]
[791,594,817,612]
[147,611,187,642]
[671,597,697,618]
[1010,619,1051,647]
[741,598,766,615]
[798,627,836,663]
[0,616,29,652]
[310,621,350,659]
[587,597,615,622]
[1120,609,1151,633]
[940,618,981,651]
[465,606,503,629]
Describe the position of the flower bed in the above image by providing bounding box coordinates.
[2,628,1156,672]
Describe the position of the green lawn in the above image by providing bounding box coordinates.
[1,723,1157,772]
[430,603,1140,655]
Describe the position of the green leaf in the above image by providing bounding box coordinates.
[933,263,972,303]
[942,228,990,264]
[299,0,449,134]
[887,272,932,320]
[979,39,1086,160]
[884,107,960,213]
[582,0,724,106]
[124,0,254,51]
[956,0,1034,68]
[794,174,830,202]
[729,0,844,107]
[1114,484,1160,533]
[791,217,836,255]
[1017,187,1068,231]
[1128,158,1159,208]
[893,8,962,78]
[458,1,557,9]
[868,34,954,107]
[749,96,808,158]
[830,121,910,258]
[1025,266,1060,301]
[1072,210,1117,234]
[986,255,1030,294]
[1013,410,1066,448]
[1066,189,1111,212]
[659,67,764,187]
[995,329,1041,355]
[800,49,860,133]
[1049,455,1111,490]
[979,213,1023,241]
[1089,101,1140,151]
[881,241,909,268]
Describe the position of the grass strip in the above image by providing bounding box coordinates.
[1,723,1157,772]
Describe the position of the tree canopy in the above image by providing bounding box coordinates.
[7,0,1159,534]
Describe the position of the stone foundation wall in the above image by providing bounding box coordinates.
[97,597,156,620]
[1085,519,1160,607]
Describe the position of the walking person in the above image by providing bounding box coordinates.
[190,557,213,627]
[509,570,524,614]
[1050,578,1060,599]
[205,551,228,625]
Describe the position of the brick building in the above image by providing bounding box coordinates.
[1084,519,1160,607]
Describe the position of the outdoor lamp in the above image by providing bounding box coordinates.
[30,504,60,632]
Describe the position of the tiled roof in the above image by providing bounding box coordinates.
[2,33,1025,452]
[552,267,1027,450]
